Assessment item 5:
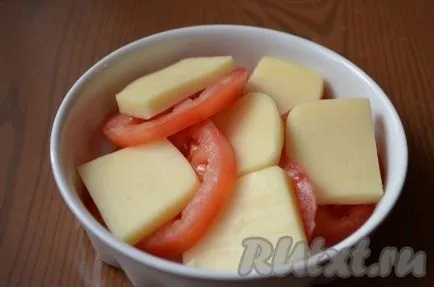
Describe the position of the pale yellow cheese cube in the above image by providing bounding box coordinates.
[183,166,308,272]
[213,92,283,176]
[116,56,235,119]
[245,56,324,114]
[77,140,200,245]
[286,98,383,205]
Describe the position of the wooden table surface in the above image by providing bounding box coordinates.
[1,0,433,286]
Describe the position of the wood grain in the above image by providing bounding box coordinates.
[1,0,433,286]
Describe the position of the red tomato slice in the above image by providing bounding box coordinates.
[103,68,248,147]
[280,154,317,242]
[278,112,317,241]
[136,119,237,258]
[312,204,375,247]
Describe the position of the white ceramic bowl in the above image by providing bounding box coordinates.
[50,25,408,287]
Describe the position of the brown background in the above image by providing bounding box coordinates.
[1,0,433,286]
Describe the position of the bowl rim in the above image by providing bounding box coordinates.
[50,24,408,281]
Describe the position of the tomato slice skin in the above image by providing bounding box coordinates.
[136,119,237,258]
[312,204,375,247]
[103,68,248,147]
[280,154,317,242]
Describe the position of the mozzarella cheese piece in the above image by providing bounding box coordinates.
[116,56,235,119]
[183,166,308,272]
[77,140,200,245]
[213,92,283,176]
[245,56,324,114]
[286,98,383,205]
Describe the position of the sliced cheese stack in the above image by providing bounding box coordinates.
[77,140,200,245]
[116,56,235,119]
[213,92,283,176]
[286,98,383,205]
[245,56,324,114]
[183,166,308,272]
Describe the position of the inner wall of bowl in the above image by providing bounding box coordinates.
[59,26,405,249]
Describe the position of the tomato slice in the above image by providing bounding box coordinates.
[279,110,317,241]
[312,204,375,247]
[103,68,248,147]
[280,151,377,246]
[135,119,237,258]
[280,154,317,242]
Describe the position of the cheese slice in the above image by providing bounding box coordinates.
[116,56,235,119]
[286,98,383,205]
[183,166,308,272]
[213,92,283,176]
[77,140,199,245]
[245,56,324,114]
